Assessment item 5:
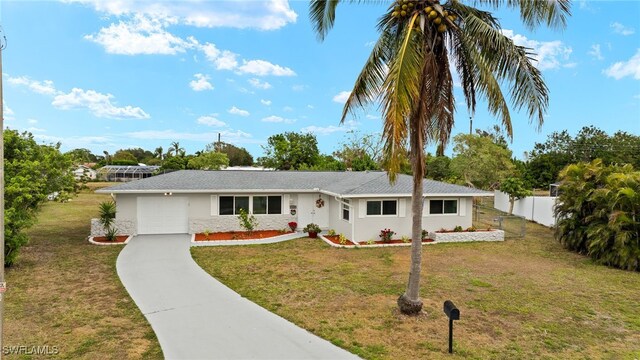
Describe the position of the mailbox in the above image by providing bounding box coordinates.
[443,300,460,354]
[444,300,460,320]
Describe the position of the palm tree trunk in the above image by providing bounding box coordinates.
[398,62,428,315]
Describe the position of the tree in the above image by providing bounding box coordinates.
[310,0,569,314]
[424,153,451,181]
[168,142,185,158]
[258,132,320,170]
[333,131,383,171]
[4,130,76,265]
[112,150,138,163]
[499,177,532,214]
[475,125,508,149]
[554,160,639,271]
[450,134,515,190]
[160,156,189,171]
[206,142,254,166]
[187,152,229,170]
[300,154,346,171]
[66,148,98,163]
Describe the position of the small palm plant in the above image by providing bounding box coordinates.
[99,201,117,241]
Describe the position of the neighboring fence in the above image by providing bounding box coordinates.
[494,191,557,227]
[473,204,526,239]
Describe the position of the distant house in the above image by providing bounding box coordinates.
[73,165,97,180]
[97,170,491,240]
[97,165,160,182]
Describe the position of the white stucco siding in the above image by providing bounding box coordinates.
[115,194,137,221]
[326,197,353,240]
[351,196,474,242]
[296,193,331,229]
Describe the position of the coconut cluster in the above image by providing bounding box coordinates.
[391,0,457,33]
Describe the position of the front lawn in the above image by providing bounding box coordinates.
[5,183,162,359]
[192,221,640,359]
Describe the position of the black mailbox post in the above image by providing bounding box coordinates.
[443,300,460,354]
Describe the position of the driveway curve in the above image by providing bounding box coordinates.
[117,234,359,360]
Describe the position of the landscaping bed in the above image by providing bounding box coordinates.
[91,235,129,244]
[322,235,357,246]
[358,238,435,246]
[194,230,293,241]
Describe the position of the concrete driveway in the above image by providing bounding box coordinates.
[117,234,359,360]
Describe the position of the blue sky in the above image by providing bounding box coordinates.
[2,0,639,160]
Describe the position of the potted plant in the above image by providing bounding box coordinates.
[288,221,297,232]
[303,223,321,238]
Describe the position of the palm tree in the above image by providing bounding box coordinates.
[310,0,570,314]
[168,142,184,158]
[153,146,164,161]
[103,150,110,165]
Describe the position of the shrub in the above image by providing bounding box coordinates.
[466,226,477,232]
[288,221,297,232]
[401,235,411,243]
[421,229,429,239]
[555,160,640,271]
[327,229,336,236]
[379,228,395,242]
[453,226,464,232]
[237,208,258,233]
[367,239,376,245]
[203,229,211,240]
[338,233,348,245]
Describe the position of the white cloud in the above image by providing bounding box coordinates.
[501,30,573,70]
[588,44,603,60]
[301,125,347,135]
[261,99,272,106]
[201,42,221,62]
[283,106,293,112]
[197,115,226,127]
[238,60,296,76]
[292,84,305,92]
[66,0,297,30]
[8,76,59,95]
[125,129,253,143]
[27,118,38,124]
[214,50,238,70]
[26,127,46,133]
[84,14,194,55]
[33,134,114,148]
[604,49,640,80]
[248,78,272,89]
[4,104,14,120]
[634,94,640,100]
[333,91,351,103]
[189,73,214,91]
[261,115,295,124]
[228,106,250,117]
[611,22,635,36]
[366,114,380,120]
[52,88,150,119]
[307,104,314,109]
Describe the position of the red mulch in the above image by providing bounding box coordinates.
[436,230,493,233]
[194,230,292,241]
[323,235,357,246]
[92,235,128,243]
[358,238,435,245]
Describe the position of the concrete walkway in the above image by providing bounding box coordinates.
[117,234,359,360]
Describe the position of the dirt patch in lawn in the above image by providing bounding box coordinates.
[92,235,129,243]
[195,230,292,241]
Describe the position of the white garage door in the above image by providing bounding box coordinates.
[137,196,189,234]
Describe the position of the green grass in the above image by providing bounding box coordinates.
[5,183,162,359]
[192,220,640,359]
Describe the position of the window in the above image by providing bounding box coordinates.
[342,199,350,221]
[366,200,397,216]
[219,196,249,215]
[429,199,457,214]
[221,195,282,215]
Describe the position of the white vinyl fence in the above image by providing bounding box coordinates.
[494,191,557,227]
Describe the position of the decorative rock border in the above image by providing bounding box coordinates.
[319,235,437,249]
[88,235,132,246]
[429,229,505,243]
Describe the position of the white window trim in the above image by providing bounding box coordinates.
[426,198,459,216]
[365,198,399,217]
[341,199,351,223]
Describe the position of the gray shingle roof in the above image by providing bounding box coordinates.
[96,170,492,197]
